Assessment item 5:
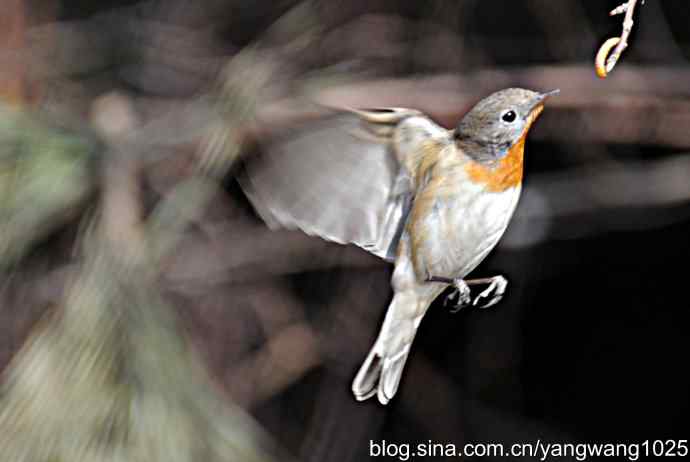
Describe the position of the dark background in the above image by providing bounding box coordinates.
[2,1,689,461]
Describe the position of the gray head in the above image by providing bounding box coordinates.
[454,88,558,163]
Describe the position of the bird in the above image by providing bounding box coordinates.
[239,87,558,405]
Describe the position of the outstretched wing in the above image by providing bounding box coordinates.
[239,109,421,261]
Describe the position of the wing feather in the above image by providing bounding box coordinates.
[240,112,414,261]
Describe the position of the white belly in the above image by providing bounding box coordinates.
[420,182,521,278]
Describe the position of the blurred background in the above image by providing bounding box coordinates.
[1,0,689,460]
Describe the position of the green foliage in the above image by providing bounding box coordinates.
[0,104,95,267]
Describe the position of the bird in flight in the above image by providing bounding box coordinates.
[240,87,558,404]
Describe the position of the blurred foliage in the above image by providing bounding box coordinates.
[0,9,279,459]
[0,83,278,459]
[0,228,278,461]
[0,104,94,267]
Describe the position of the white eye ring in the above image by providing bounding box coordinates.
[501,110,517,123]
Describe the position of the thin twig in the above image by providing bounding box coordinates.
[595,0,644,78]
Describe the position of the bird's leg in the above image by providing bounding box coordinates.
[446,278,471,313]
[426,275,508,312]
[426,275,471,313]
[465,275,508,309]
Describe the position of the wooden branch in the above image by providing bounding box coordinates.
[73,66,690,162]
[249,66,690,148]
[596,0,644,78]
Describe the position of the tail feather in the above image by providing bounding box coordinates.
[379,349,410,404]
[351,346,382,402]
[353,289,436,404]
[351,339,412,405]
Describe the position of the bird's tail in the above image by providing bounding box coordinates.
[352,294,424,405]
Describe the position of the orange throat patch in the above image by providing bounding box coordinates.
[464,104,543,192]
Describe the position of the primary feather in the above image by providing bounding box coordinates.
[240,110,424,260]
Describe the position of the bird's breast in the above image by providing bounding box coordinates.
[415,176,521,277]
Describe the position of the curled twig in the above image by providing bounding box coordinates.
[595,0,644,78]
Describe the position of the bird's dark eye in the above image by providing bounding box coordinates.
[501,110,517,123]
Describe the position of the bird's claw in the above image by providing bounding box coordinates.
[471,275,508,309]
[444,278,471,313]
[433,274,508,313]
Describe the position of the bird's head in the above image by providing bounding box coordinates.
[454,88,558,163]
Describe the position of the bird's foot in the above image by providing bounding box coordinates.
[427,274,509,312]
[467,275,508,309]
[444,278,472,313]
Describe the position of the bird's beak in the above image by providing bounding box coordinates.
[523,89,558,127]
[527,89,559,118]
[536,89,560,105]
